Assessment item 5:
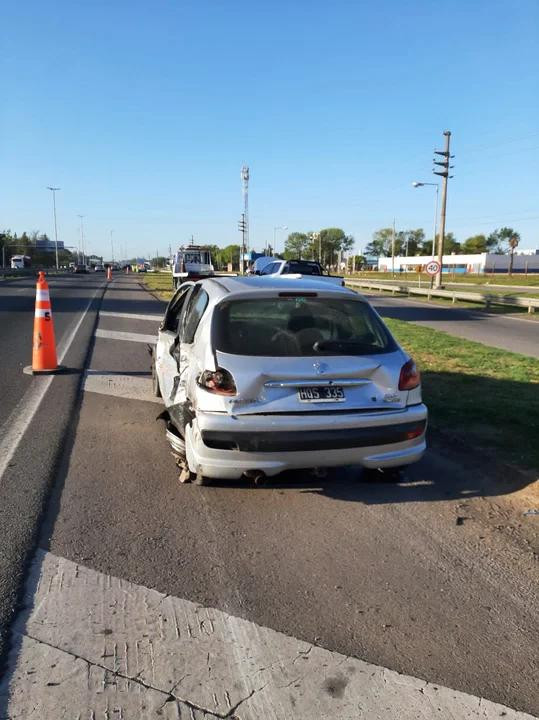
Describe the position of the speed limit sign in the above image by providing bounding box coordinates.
[426,260,441,276]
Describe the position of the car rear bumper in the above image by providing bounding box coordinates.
[185,404,427,479]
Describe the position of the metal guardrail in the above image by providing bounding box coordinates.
[345,279,539,313]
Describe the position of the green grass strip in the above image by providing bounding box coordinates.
[141,272,174,300]
[385,318,539,471]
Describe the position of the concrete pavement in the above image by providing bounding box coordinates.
[1,549,535,719]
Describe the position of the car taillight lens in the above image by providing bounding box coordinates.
[198,368,237,395]
[398,359,421,391]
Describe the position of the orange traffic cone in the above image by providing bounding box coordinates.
[30,271,59,374]
[107,266,112,281]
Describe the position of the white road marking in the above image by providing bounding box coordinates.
[1,550,533,720]
[95,328,157,344]
[0,287,102,483]
[83,372,162,404]
[99,310,162,322]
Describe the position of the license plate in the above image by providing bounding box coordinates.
[297,386,345,402]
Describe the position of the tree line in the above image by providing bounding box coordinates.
[0,230,76,267]
[364,226,521,257]
[283,228,353,265]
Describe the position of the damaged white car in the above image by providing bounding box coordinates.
[153,276,427,485]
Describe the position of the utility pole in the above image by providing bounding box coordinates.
[110,230,114,263]
[433,130,454,289]
[46,187,61,269]
[391,219,396,277]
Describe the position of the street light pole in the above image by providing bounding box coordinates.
[391,219,396,277]
[46,187,61,269]
[110,230,114,264]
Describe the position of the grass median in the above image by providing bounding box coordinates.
[385,318,539,471]
[140,271,174,301]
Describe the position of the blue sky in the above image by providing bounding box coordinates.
[2,0,538,259]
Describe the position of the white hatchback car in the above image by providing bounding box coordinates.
[153,276,427,484]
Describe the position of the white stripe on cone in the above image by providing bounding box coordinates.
[36,290,50,301]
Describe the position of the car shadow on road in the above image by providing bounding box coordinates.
[205,447,536,505]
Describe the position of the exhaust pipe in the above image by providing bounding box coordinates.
[243,469,267,486]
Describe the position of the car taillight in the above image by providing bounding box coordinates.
[398,359,421,391]
[198,368,237,395]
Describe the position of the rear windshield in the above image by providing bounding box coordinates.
[286,262,322,275]
[213,297,397,356]
[182,252,210,264]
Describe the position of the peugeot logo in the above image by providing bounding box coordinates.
[313,362,328,375]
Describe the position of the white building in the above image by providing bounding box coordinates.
[377,253,539,275]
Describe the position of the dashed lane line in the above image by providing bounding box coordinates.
[95,328,157,344]
[0,285,103,483]
[99,310,163,322]
[1,550,533,720]
[82,372,162,404]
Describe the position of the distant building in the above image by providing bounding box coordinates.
[377,253,539,274]
[515,248,539,256]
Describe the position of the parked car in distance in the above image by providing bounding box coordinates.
[153,276,427,485]
[94,264,104,272]
[74,264,89,273]
[257,259,345,286]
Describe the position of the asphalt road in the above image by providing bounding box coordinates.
[0,273,106,427]
[368,293,539,358]
[1,275,538,717]
[0,272,105,662]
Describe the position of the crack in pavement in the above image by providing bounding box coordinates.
[14,631,227,719]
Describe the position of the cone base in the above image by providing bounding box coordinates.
[23,365,67,376]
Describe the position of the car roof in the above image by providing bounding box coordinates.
[198,274,358,302]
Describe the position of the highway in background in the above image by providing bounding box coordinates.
[369,292,539,358]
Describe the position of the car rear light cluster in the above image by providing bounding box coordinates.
[198,368,237,395]
[398,358,421,391]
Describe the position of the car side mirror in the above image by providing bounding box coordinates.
[254,270,261,275]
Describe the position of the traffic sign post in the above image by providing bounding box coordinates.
[426,260,441,276]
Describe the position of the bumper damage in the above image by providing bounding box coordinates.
[184,405,428,480]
